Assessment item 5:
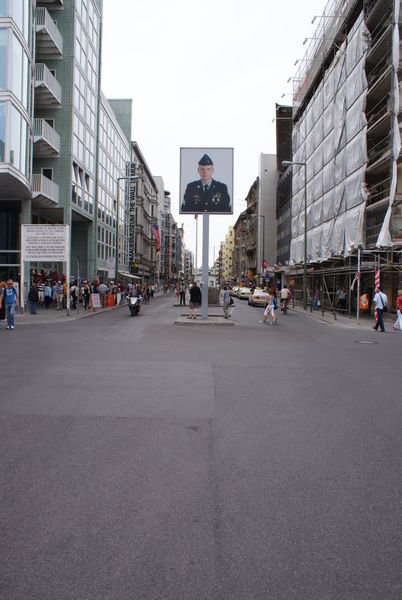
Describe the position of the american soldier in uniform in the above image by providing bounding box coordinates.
[181,154,231,213]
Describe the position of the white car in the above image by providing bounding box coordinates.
[248,288,269,306]
[237,287,252,300]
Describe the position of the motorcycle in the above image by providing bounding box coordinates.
[127,294,142,316]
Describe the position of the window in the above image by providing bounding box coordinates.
[9,104,21,169]
[11,33,22,102]
[0,29,7,90]
[0,101,5,162]
[41,168,53,180]
[0,0,7,17]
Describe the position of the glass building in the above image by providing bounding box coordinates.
[0,0,34,281]
[0,0,135,288]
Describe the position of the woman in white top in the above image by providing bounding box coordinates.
[261,290,277,325]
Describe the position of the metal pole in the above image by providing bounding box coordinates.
[195,215,198,273]
[303,163,308,310]
[20,226,24,313]
[201,214,209,320]
[115,180,120,281]
[357,246,361,324]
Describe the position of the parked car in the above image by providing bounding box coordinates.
[248,288,269,306]
[230,286,239,298]
[237,287,252,300]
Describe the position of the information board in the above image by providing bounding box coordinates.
[21,225,69,262]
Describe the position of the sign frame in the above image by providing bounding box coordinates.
[179,147,234,215]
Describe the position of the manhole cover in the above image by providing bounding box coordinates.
[354,340,378,345]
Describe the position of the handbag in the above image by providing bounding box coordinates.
[229,296,234,305]
[379,292,388,312]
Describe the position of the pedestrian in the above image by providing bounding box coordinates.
[372,285,388,332]
[393,289,402,331]
[70,281,78,309]
[280,285,291,312]
[44,282,52,308]
[261,289,277,325]
[82,282,90,310]
[52,281,58,306]
[337,286,347,312]
[175,281,180,304]
[28,283,39,314]
[56,281,63,310]
[0,279,18,330]
[37,280,45,307]
[313,286,320,311]
[222,286,231,319]
[188,281,201,319]
[0,281,6,324]
[98,281,108,307]
[179,280,186,306]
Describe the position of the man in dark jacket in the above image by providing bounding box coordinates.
[181,154,231,213]
[28,283,39,314]
[188,282,202,319]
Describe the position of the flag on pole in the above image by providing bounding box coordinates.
[152,223,160,252]
[350,271,360,291]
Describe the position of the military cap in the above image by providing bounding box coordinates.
[198,154,213,166]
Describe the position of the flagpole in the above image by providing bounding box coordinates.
[357,246,361,324]
[195,214,198,276]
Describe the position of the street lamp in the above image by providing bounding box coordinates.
[282,160,308,310]
[116,175,140,283]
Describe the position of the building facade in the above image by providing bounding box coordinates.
[0,0,35,281]
[287,0,402,309]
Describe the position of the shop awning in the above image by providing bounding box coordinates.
[118,271,142,280]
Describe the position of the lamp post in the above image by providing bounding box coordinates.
[116,175,140,283]
[282,160,308,310]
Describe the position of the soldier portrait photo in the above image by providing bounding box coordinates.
[180,148,233,214]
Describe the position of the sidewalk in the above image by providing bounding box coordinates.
[8,303,124,326]
[7,290,166,326]
[289,302,400,332]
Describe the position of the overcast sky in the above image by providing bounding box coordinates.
[101,0,328,266]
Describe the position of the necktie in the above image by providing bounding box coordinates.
[204,184,209,193]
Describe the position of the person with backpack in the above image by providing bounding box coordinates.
[1,279,18,330]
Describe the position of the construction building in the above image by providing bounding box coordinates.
[285,0,401,311]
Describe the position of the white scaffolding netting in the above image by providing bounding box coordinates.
[290,14,369,264]
[376,0,400,247]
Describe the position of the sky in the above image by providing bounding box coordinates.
[101,0,328,266]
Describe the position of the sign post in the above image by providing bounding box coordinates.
[201,214,209,320]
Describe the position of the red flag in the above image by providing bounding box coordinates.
[152,223,160,252]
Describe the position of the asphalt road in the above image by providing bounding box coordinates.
[1,297,401,600]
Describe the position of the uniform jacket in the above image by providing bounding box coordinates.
[182,179,231,213]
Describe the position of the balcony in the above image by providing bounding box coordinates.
[36,0,64,8]
[35,7,63,57]
[32,174,59,208]
[33,119,60,157]
[34,64,62,107]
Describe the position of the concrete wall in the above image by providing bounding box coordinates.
[259,154,277,270]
